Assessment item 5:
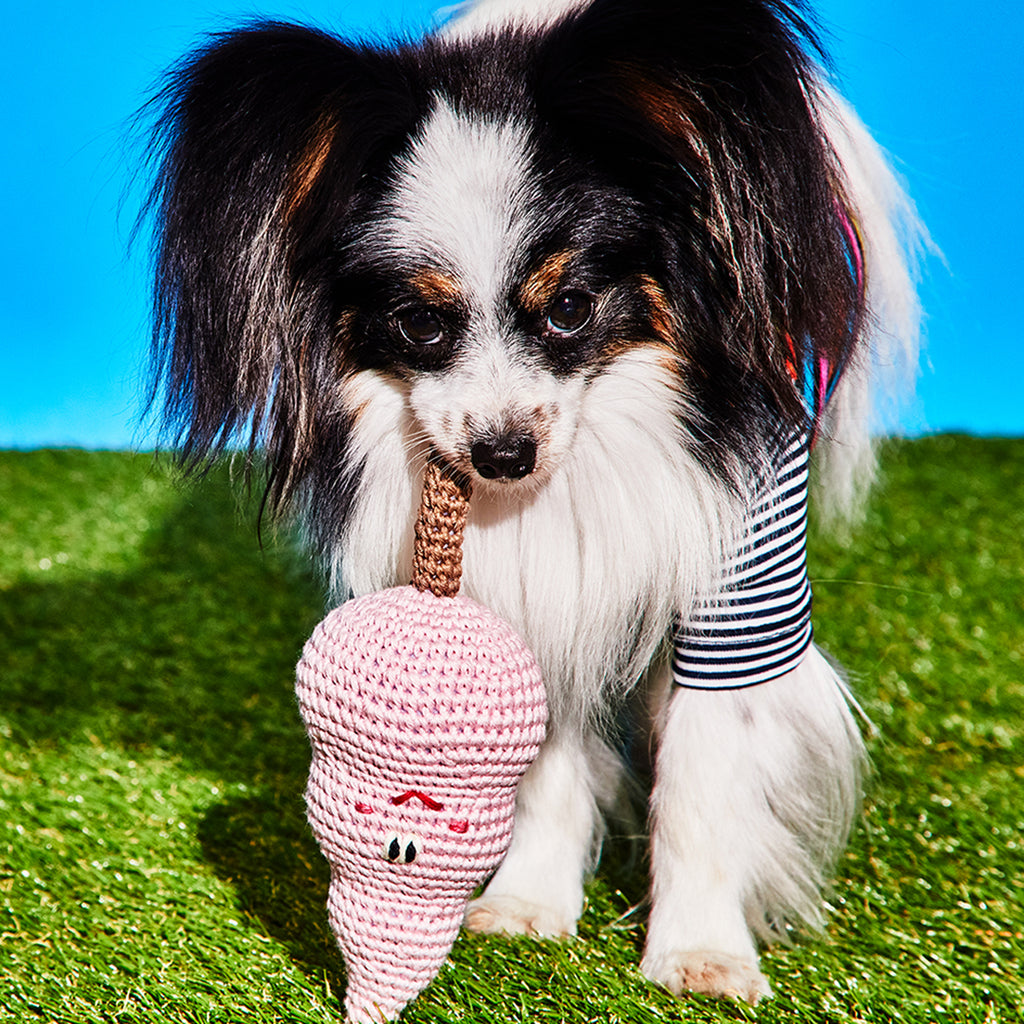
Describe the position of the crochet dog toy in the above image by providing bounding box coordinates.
[295,459,548,1023]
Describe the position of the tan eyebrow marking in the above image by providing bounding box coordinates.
[409,268,464,307]
[519,250,576,314]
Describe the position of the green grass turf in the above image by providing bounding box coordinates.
[1,436,1022,1023]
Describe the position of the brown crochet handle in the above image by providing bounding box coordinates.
[412,457,472,598]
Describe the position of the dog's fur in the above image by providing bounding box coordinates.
[143,0,922,1003]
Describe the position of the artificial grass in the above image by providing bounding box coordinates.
[1,436,1021,1023]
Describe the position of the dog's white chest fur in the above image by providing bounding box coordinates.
[335,348,732,722]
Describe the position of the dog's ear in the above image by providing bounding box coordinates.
[533,0,862,430]
[142,24,416,499]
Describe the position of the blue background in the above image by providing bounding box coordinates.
[2,0,1020,448]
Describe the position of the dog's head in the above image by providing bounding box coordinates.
[144,0,864,510]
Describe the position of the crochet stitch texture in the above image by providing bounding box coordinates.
[296,585,547,1023]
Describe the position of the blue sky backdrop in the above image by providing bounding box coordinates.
[1,0,1020,448]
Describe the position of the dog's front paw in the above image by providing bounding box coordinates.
[463,894,577,939]
[641,950,772,1005]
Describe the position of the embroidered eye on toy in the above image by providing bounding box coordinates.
[295,459,548,1023]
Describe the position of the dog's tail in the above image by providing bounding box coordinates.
[812,86,929,525]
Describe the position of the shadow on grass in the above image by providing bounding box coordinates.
[196,790,347,982]
[2,461,324,783]
[1,456,354,973]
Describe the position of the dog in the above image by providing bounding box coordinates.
[143,0,922,1004]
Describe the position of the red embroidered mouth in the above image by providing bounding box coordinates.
[390,790,444,810]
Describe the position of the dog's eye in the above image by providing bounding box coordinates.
[397,307,444,346]
[546,291,593,334]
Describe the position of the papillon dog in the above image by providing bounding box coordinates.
[144,0,922,1004]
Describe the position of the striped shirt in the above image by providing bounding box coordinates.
[673,431,813,689]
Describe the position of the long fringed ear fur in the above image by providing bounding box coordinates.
[532,0,864,444]
[142,2,904,503]
[142,24,417,509]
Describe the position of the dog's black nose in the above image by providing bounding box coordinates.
[470,435,537,480]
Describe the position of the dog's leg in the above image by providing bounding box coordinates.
[463,727,620,938]
[642,646,865,1004]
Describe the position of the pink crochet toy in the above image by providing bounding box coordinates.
[295,460,547,1023]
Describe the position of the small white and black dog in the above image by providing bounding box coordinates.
[144,0,922,1004]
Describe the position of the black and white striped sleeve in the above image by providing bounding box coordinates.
[672,431,813,690]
